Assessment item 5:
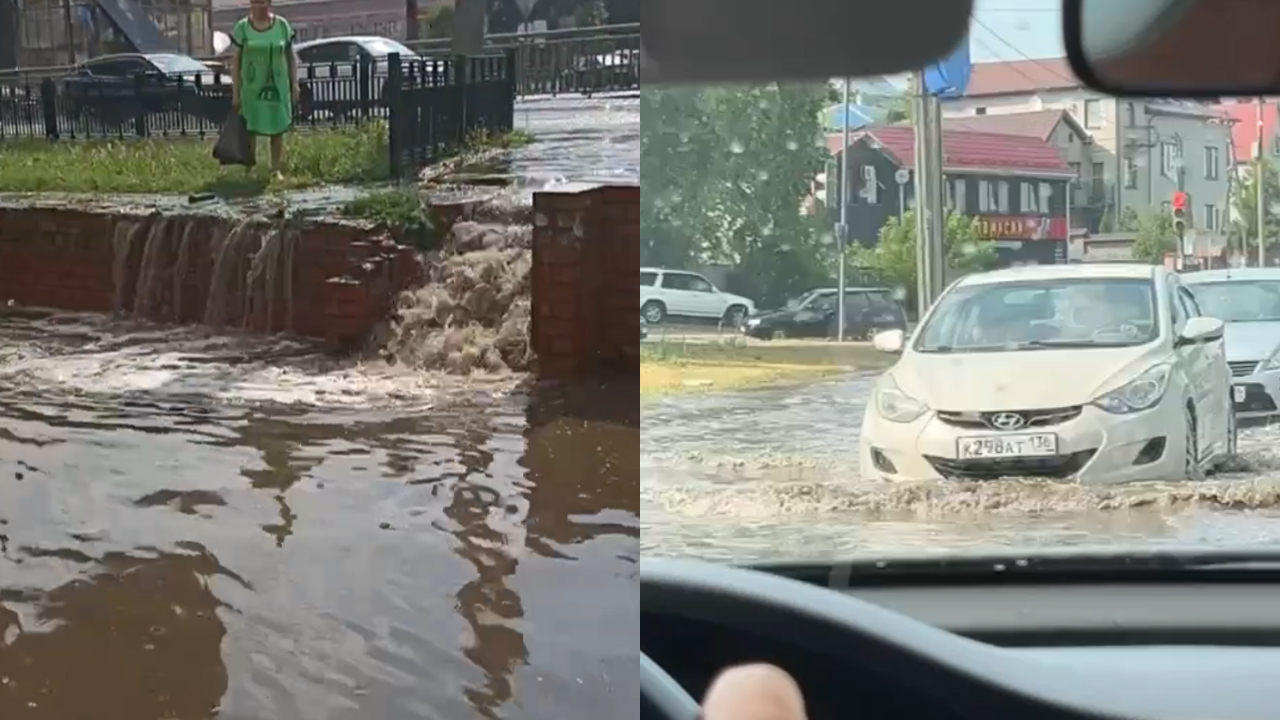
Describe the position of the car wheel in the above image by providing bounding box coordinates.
[1184,405,1207,482]
[642,300,666,324]
[722,305,747,328]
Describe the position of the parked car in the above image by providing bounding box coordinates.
[1183,268,1280,422]
[640,267,756,326]
[61,53,227,125]
[294,36,442,120]
[743,287,907,340]
[860,264,1235,485]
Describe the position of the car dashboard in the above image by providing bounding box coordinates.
[641,554,1280,720]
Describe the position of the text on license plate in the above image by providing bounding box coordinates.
[1234,385,1247,403]
[957,433,1058,459]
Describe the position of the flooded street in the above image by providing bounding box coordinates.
[0,313,637,719]
[0,95,639,719]
[509,95,638,187]
[641,371,1280,564]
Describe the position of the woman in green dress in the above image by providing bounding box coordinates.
[230,0,298,177]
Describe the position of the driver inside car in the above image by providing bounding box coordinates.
[702,663,808,720]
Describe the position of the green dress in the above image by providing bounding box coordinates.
[232,16,295,136]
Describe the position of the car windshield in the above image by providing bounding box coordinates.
[640,4,1257,565]
[1186,280,1280,322]
[148,54,208,74]
[914,278,1159,352]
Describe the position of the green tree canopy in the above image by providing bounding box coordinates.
[849,210,997,308]
[1129,210,1175,264]
[641,83,832,306]
[1232,159,1280,252]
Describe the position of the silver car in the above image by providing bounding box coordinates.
[1184,268,1280,421]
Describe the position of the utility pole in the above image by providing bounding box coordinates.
[912,72,946,317]
[406,0,420,40]
[836,77,850,342]
[1258,97,1267,267]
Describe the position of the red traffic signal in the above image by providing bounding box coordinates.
[1172,191,1189,211]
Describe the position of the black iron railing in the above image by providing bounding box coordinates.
[0,51,517,180]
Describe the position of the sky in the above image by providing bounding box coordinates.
[969,0,1064,62]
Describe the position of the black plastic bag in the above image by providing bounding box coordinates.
[212,112,255,167]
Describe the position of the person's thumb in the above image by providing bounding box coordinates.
[701,663,808,720]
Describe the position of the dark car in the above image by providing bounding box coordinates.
[742,287,907,340]
[61,53,228,126]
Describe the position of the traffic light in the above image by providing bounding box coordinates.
[1171,191,1188,239]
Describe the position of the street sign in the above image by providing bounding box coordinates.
[894,168,910,185]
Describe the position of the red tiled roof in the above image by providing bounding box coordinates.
[1216,101,1275,164]
[827,126,1072,176]
[962,58,1081,98]
[942,110,1084,142]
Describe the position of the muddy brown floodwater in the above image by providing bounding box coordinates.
[0,312,638,720]
[642,372,1280,564]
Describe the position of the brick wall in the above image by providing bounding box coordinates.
[530,182,640,380]
[0,206,422,351]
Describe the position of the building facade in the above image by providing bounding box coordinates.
[940,58,1233,239]
[830,126,1074,268]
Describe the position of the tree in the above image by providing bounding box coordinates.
[848,210,997,307]
[1231,159,1280,253]
[640,83,832,306]
[1129,210,1176,264]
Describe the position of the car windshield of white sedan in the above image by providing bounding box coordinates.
[914,279,1158,353]
[1187,281,1280,323]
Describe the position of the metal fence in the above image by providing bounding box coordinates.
[0,51,516,179]
[0,27,640,100]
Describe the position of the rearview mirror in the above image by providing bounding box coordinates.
[1065,0,1280,94]
[873,329,905,354]
[1176,316,1225,347]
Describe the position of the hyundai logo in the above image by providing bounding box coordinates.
[989,412,1027,431]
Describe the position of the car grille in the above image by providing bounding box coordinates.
[925,449,1097,481]
[1229,360,1260,377]
[935,406,1083,430]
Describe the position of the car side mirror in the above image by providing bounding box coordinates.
[873,328,906,354]
[1175,316,1224,347]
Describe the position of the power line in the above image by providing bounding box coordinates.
[971,15,1075,83]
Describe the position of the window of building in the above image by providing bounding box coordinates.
[1020,182,1038,213]
[1038,182,1053,213]
[952,178,966,210]
[1161,141,1181,178]
[1123,158,1138,189]
[979,180,993,212]
[1083,99,1104,128]
[1203,203,1217,231]
[859,165,879,204]
[996,181,1010,212]
[1204,146,1220,180]
[1125,102,1136,127]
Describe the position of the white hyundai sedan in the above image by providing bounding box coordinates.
[859,264,1236,485]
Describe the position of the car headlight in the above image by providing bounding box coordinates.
[1263,351,1280,372]
[875,375,929,423]
[1092,363,1173,415]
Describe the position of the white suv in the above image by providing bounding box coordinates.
[640,268,756,326]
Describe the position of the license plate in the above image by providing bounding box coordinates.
[1234,385,1247,403]
[957,433,1058,459]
